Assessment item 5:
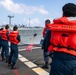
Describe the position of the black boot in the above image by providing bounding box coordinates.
[8,61,11,67]
[1,56,5,61]
[5,57,9,63]
[11,62,16,69]
[42,62,49,69]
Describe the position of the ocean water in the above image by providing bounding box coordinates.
[18,28,43,45]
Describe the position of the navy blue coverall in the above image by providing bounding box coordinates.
[42,30,52,65]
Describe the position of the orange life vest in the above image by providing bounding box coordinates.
[42,24,50,37]
[0,30,2,40]
[0,30,2,35]
[9,31,19,44]
[1,30,9,40]
[48,17,76,56]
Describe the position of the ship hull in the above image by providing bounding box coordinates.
[19,28,43,45]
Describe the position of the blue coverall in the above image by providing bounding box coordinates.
[50,51,76,75]
[0,34,2,49]
[1,32,9,61]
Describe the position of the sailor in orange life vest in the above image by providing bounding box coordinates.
[0,28,4,49]
[48,3,76,75]
[41,19,52,69]
[42,20,51,38]
[1,25,9,62]
[8,26,20,69]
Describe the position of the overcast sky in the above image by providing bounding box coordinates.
[0,0,76,27]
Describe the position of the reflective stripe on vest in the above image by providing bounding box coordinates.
[48,24,76,32]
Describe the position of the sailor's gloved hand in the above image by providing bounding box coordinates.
[49,52,53,58]
[45,52,53,58]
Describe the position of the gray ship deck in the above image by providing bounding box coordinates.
[0,45,52,75]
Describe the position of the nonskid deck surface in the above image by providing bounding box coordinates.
[0,45,52,75]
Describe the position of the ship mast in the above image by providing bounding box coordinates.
[29,18,30,27]
[8,15,14,26]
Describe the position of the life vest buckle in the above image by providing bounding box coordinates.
[67,46,76,51]
[57,44,61,49]
[67,46,71,50]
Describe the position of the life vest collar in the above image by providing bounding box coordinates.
[53,17,76,25]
